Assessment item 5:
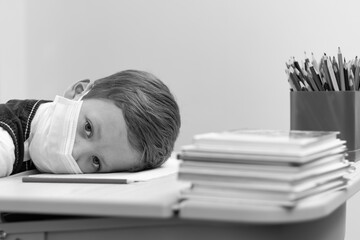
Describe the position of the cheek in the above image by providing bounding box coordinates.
[74,155,95,173]
[76,159,88,173]
[72,133,88,173]
[72,118,86,161]
[72,133,80,161]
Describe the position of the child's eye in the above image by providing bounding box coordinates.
[84,120,93,137]
[92,156,101,171]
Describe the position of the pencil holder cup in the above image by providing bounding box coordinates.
[290,91,360,161]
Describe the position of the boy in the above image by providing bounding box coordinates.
[0,70,181,177]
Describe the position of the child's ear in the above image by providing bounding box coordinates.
[63,79,91,100]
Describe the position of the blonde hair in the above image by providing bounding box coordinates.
[83,70,181,171]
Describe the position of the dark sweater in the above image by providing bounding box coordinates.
[0,99,49,175]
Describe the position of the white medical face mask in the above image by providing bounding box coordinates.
[29,96,83,174]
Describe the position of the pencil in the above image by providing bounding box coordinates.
[304,70,318,91]
[321,55,334,90]
[347,62,355,90]
[299,81,309,91]
[354,58,360,90]
[325,55,339,91]
[343,61,350,90]
[303,80,312,91]
[332,56,341,90]
[293,58,307,83]
[309,63,325,91]
[338,47,346,91]
[288,67,302,91]
[311,52,320,72]
[285,69,297,91]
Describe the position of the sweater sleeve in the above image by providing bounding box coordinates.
[0,127,15,177]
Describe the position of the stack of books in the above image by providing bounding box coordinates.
[177,130,353,207]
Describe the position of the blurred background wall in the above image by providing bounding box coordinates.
[1,1,360,239]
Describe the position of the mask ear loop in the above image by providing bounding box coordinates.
[78,81,94,101]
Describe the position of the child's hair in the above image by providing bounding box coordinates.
[82,70,181,171]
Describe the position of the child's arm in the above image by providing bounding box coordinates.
[0,127,15,177]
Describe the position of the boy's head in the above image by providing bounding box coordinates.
[67,70,181,172]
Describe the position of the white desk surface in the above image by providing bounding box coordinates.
[0,170,189,218]
[0,160,359,224]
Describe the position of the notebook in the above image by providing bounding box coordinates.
[22,158,180,184]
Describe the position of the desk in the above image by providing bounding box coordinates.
[0,165,359,240]
[0,172,185,218]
